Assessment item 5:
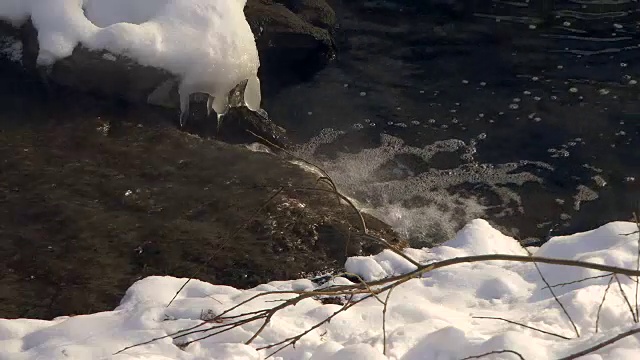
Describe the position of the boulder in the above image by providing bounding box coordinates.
[245,0,337,96]
[0,70,401,319]
[0,0,337,115]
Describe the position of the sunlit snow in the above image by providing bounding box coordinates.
[0,0,262,121]
[1,220,640,359]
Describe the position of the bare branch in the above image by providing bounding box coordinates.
[472,316,571,340]
[460,349,525,360]
[525,248,579,338]
[542,273,613,290]
[558,327,640,360]
[382,287,395,355]
[166,186,285,308]
[634,212,640,323]
[595,275,614,333]
[613,274,637,323]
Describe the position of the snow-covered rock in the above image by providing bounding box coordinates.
[0,0,337,116]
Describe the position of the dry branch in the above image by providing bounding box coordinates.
[472,316,571,340]
[595,275,614,333]
[461,349,525,360]
[558,327,640,360]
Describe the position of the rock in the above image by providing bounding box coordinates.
[276,0,337,31]
[0,0,337,114]
[244,0,337,96]
[0,72,401,319]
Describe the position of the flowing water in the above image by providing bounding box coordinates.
[265,0,640,246]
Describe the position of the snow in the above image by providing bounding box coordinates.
[0,0,262,118]
[2,219,640,359]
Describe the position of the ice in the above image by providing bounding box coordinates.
[0,0,261,121]
[1,220,640,359]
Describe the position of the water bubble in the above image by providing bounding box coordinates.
[509,103,519,110]
[598,88,610,95]
[551,96,558,100]
[621,63,628,67]
[513,98,521,102]
[360,91,367,96]
[534,96,541,101]
[534,117,542,122]
[343,84,349,88]
[478,113,485,118]
[387,121,394,125]
[523,90,531,95]
[529,24,536,29]
[557,65,564,69]
[428,118,436,124]
[478,133,487,140]
[419,90,425,94]
[307,111,313,115]
[563,21,571,26]
[614,23,623,29]
[569,87,578,93]
[480,82,487,86]
[441,124,449,129]
[450,109,458,113]
[532,76,539,81]
[353,123,364,130]
[411,120,421,125]
[451,118,459,124]
[462,80,469,84]
[364,118,370,123]
[630,80,638,85]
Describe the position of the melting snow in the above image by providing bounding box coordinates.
[1,220,640,359]
[0,0,262,118]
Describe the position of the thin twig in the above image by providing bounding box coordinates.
[165,187,285,308]
[557,327,640,360]
[382,287,395,355]
[634,212,640,323]
[460,349,525,360]
[525,248,580,338]
[542,273,613,290]
[595,275,614,333]
[115,254,640,355]
[472,316,571,340]
[613,274,637,323]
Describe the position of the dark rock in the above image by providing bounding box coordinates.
[0,75,401,319]
[245,0,337,97]
[276,0,337,31]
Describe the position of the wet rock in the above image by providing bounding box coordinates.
[245,0,337,96]
[0,74,400,319]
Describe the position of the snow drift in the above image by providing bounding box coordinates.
[1,220,640,359]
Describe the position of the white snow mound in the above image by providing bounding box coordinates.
[0,0,262,116]
[1,220,640,359]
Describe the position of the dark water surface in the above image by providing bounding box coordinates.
[266,0,640,245]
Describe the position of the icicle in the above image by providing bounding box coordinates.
[244,75,261,111]
[206,95,214,117]
[178,88,190,127]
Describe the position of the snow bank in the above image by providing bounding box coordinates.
[1,219,640,359]
[0,0,261,117]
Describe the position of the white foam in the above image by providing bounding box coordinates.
[294,131,551,245]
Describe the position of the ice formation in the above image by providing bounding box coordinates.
[0,0,262,122]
